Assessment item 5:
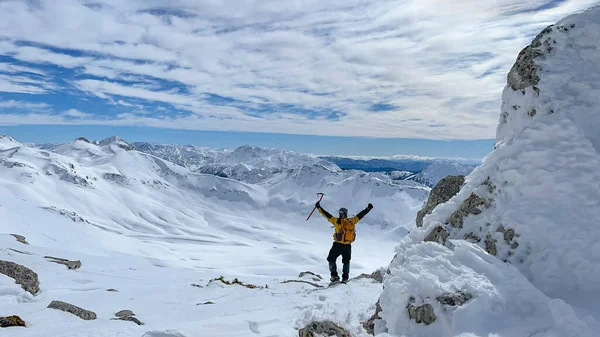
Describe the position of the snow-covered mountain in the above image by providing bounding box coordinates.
[133,142,231,171]
[406,160,478,187]
[195,145,341,184]
[374,6,600,337]
[0,134,429,336]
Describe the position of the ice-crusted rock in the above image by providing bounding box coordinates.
[375,6,600,337]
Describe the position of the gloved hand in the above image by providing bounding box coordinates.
[367,203,373,210]
[315,201,321,209]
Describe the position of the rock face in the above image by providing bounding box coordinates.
[416,175,465,227]
[507,25,553,90]
[423,226,449,244]
[444,192,490,228]
[0,260,39,295]
[298,321,351,337]
[47,301,96,320]
[0,315,26,328]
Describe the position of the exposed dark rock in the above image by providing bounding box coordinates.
[406,298,436,325]
[111,310,144,325]
[44,256,81,270]
[424,226,449,245]
[463,232,480,243]
[115,310,134,318]
[353,268,385,283]
[436,291,472,306]
[298,320,351,337]
[298,271,322,280]
[47,300,96,320]
[10,234,29,245]
[0,315,26,328]
[416,175,465,227]
[507,25,553,90]
[445,193,490,228]
[362,299,382,335]
[0,260,39,295]
[485,234,497,256]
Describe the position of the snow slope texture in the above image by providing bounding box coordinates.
[376,5,600,337]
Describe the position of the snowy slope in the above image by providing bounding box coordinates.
[0,135,428,336]
[407,161,478,187]
[375,6,600,337]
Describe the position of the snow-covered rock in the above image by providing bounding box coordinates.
[377,5,600,337]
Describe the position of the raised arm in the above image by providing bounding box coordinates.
[316,202,338,226]
[350,203,373,224]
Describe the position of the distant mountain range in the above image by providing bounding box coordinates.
[30,139,479,187]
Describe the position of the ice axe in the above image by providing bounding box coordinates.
[306,192,325,221]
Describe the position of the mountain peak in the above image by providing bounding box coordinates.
[0,134,21,150]
[99,136,136,151]
[0,134,16,142]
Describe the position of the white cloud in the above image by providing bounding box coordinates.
[62,108,92,118]
[0,99,50,110]
[0,0,598,139]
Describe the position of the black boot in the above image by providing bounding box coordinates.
[342,263,350,283]
[329,261,339,282]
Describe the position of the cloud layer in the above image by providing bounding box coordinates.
[0,0,598,139]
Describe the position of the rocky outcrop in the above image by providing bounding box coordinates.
[407,291,473,325]
[47,301,96,320]
[507,25,554,90]
[0,315,26,328]
[424,226,449,244]
[111,310,144,325]
[353,268,385,283]
[0,260,39,295]
[10,234,29,245]
[436,291,472,306]
[298,271,322,282]
[445,193,490,228]
[44,256,81,270]
[416,175,465,227]
[298,320,351,337]
[406,298,436,325]
[362,299,382,335]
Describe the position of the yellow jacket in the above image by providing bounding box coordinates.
[318,205,372,244]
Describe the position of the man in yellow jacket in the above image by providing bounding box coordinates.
[316,201,373,283]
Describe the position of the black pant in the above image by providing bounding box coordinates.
[327,242,351,279]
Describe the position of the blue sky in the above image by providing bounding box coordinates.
[0,0,597,158]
